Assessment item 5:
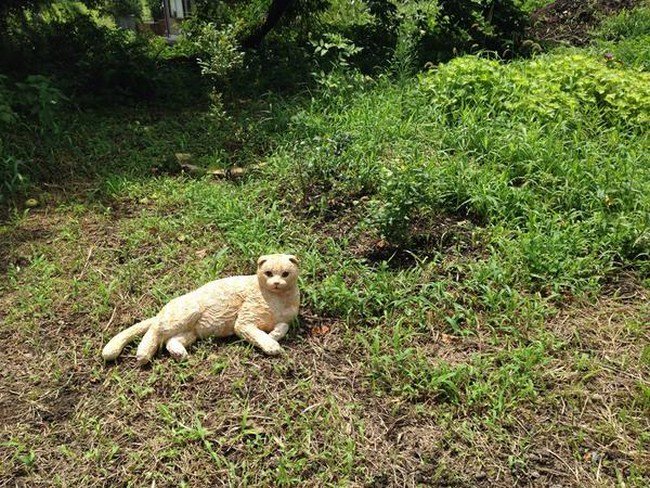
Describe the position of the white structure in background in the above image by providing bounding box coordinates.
[161,0,192,40]
[168,0,192,20]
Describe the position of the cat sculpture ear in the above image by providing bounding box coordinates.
[287,255,299,266]
[257,255,268,268]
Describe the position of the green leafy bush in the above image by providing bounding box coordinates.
[0,74,67,201]
[0,75,17,127]
[422,53,650,127]
[0,11,179,104]
[14,75,68,134]
[347,0,530,71]
[266,41,650,296]
[180,20,245,79]
[103,0,143,19]
[371,164,435,243]
[418,0,529,61]
[0,154,25,204]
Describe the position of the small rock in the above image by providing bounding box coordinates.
[180,163,206,177]
[589,451,604,464]
[175,153,193,164]
[230,167,246,177]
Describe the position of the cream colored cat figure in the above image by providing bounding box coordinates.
[102,254,300,365]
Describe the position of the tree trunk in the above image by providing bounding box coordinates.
[242,0,294,49]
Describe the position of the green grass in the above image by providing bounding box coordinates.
[1,5,650,487]
[593,5,650,71]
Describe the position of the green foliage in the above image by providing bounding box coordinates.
[519,0,552,12]
[371,164,434,244]
[309,33,372,95]
[422,53,650,127]
[594,6,650,71]
[0,76,17,127]
[13,75,68,134]
[146,0,163,19]
[181,21,245,79]
[103,0,142,19]
[1,4,649,486]
[0,9,199,106]
[312,32,363,67]
[346,0,530,71]
[422,0,529,60]
[364,324,550,417]
[266,45,650,297]
[597,5,650,41]
[0,155,26,203]
[0,74,66,201]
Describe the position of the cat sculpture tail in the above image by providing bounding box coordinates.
[102,318,156,361]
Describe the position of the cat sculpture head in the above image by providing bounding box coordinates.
[257,254,300,293]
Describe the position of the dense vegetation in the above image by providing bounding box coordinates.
[1,1,649,486]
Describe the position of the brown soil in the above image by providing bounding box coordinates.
[529,0,641,45]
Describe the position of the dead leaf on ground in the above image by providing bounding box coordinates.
[310,324,331,336]
[437,332,461,344]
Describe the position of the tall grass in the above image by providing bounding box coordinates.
[264,48,650,301]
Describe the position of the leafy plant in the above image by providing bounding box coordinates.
[103,0,143,19]
[348,0,530,71]
[184,21,245,79]
[14,75,67,134]
[0,74,65,202]
[146,0,164,19]
[422,53,650,127]
[0,75,17,126]
[1,11,174,104]
[594,5,650,71]
[370,163,434,244]
[0,155,26,203]
[312,32,363,67]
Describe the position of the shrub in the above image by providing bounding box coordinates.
[0,75,17,126]
[0,11,173,104]
[13,75,68,134]
[0,74,67,202]
[370,164,435,244]
[0,154,25,204]
[421,53,650,127]
[180,20,245,79]
[347,0,530,72]
[596,5,650,41]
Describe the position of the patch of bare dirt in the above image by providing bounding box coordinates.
[351,213,485,270]
[0,210,63,274]
[529,0,640,46]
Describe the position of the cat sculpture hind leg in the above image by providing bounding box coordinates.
[165,331,198,361]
